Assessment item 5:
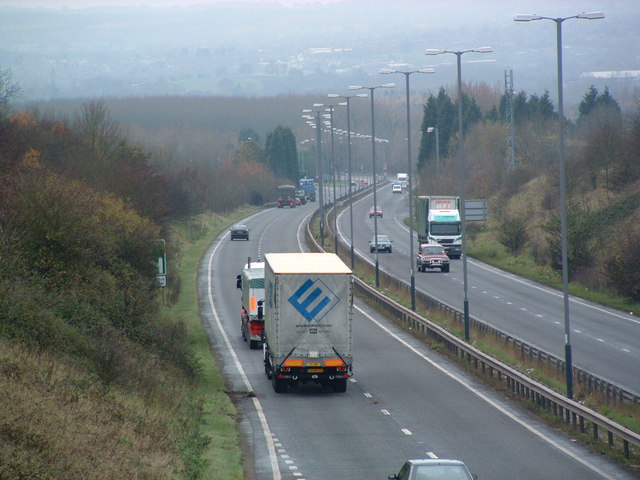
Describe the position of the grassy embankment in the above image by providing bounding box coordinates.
[0,208,255,480]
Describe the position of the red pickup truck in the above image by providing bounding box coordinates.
[416,243,450,272]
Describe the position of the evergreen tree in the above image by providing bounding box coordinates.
[264,126,299,182]
[596,86,621,114]
[535,90,555,119]
[418,94,438,169]
[513,91,529,124]
[459,92,482,131]
[578,85,600,120]
[485,106,499,123]
[418,88,456,170]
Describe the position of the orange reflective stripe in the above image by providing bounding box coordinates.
[284,359,304,367]
[324,359,344,367]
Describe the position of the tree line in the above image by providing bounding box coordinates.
[415,83,640,302]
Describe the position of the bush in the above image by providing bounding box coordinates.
[497,216,529,254]
[543,203,598,280]
[606,222,640,301]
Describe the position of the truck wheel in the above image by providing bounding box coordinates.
[249,340,258,350]
[442,265,450,273]
[265,358,272,379]
[272,375,286,393]
[332,378,347,393]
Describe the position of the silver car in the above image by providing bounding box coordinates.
[369,234,392,253]
[388,458,476,480]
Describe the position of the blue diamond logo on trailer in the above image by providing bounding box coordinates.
[288,278,339,322]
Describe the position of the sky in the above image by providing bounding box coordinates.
[2,0,638,107]
[1,0,344,6]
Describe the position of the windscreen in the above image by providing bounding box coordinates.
[430,222,461,235]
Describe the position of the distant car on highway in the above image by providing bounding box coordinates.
[230,224,249,241]
[369,205,384,218]
[392,182,402,193]
[388,458,476,480]
[369,234,392,253]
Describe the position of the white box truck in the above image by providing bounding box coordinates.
[236,258,265,349]
[263,253,353,393]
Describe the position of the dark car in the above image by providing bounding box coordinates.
[369,205,384,218]
[389,458,476,480]
[230,224,249,241]
[369,234,392,253]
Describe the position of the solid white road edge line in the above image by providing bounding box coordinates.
[356,304,616,480]
[207,231,281,480]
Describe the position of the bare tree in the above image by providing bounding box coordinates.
[74,99,121,159]
[0,68,21,119]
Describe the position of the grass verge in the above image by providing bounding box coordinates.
[164,207,260,479]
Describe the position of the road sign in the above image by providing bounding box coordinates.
[465,199,488,222]
[152,239,167,274]
[152,239,167,286]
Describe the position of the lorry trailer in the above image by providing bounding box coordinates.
[263,252,353,393]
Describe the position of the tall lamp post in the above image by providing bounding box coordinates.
[426,46,492,341]
[328,93,368,269]
[514,11,604,400]
[380,67,435,311]
[427,127,440,174]
[349,83,396,287]
[302,103,326,247]
[323,104,339,252]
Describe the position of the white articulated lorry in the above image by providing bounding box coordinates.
[417,195,462,259]
[263,252,353,393]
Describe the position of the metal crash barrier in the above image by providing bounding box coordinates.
[305,201,640,459]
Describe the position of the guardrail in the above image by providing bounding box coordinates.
[318,190,640,405]
[305,203,640,459]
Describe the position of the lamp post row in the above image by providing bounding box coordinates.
[302,12,603,400]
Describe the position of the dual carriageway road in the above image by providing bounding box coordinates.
[198,188,638,480]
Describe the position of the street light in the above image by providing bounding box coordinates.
[427,127,440,174]
[426,45,492,341]
[328,92,369,269]
[380,67,435,311]
[349,83,396,287]
[302,103,326,247]
[323,104,340,253]
[514,11,604,400]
